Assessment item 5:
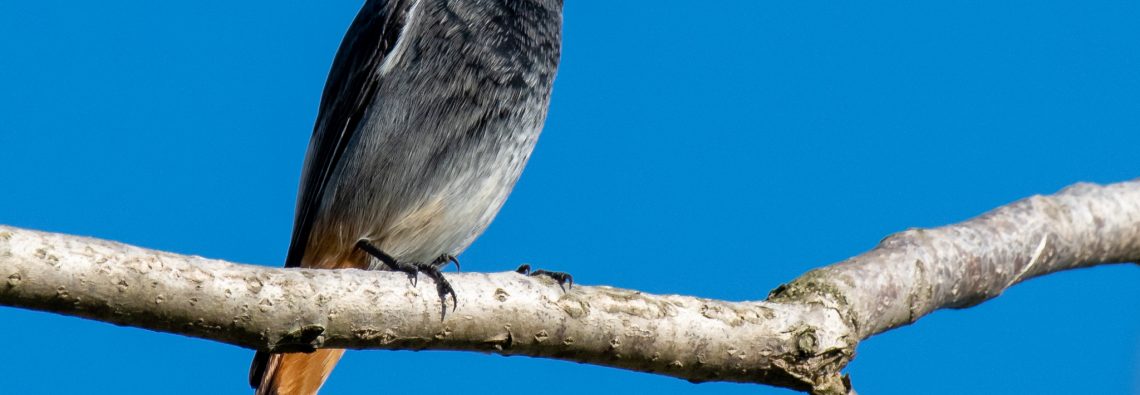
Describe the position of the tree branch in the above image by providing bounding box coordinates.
[2,180,1138,394]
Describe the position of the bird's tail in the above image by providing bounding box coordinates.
[249,349,345,395]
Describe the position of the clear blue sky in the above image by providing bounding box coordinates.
[1,1,1138,394]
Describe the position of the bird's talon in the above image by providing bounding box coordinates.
[433,254,461,271]
[359,241,458,310]
[413,262,458,315]
[520,267,574,291]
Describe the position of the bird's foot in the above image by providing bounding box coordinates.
[433,254,461,271]
[357,240,457,311]
[414,262,457,311]
[516,264,573,291]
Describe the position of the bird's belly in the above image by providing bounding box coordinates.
[366,134,537,266]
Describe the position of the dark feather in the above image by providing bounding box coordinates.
[249,351,270,389]
[252,0,414,391]
[285,0,414,268]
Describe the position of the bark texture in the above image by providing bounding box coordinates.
[2,179,1138,394]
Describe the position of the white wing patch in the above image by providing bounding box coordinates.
[378,0,422,76]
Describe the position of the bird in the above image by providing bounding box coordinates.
[247,0,563,394]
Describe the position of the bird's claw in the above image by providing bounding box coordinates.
[357,240,457,314]
[434,254,461,271]
[397,266,419,286]
[516,264,573,290]
[415,262,458,313]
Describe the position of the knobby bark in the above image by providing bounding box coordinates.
[1,180,1138,394]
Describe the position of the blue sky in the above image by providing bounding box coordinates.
[2,1,1138,394]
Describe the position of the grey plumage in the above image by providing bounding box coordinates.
[291,0,562,269]
[250,0,561,393]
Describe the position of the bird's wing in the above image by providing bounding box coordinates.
[251,1,418,392]
[285,0,415,268]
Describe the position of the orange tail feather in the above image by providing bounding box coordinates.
[250,349,345,395]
